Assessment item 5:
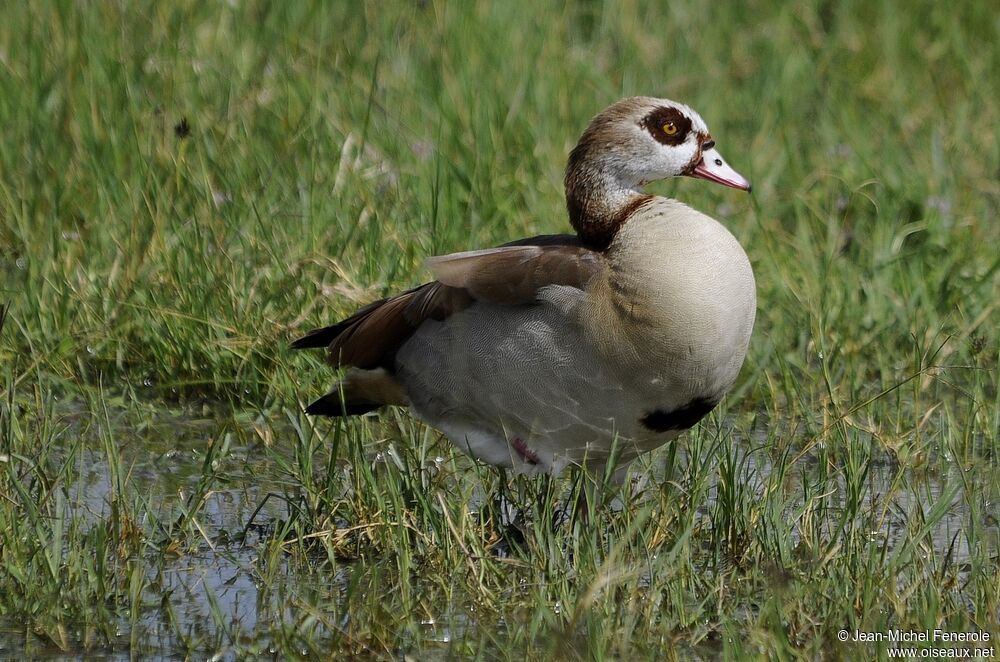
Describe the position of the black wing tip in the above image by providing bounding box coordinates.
[290,336,318,350]
[501,233,582,248]
[291,325,340,350]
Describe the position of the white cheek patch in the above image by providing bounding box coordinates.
[691,147,752,192]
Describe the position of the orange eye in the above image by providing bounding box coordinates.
[663,121,678,136]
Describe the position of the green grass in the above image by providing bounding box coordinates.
[1,0,998,658]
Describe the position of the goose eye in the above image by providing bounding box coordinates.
[662,122,678,136]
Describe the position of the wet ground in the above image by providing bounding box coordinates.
[1,404,997,659]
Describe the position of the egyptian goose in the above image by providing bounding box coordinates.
[294,96,754,477]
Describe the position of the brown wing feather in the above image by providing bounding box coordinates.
[292,236,604,371]
[427,245,602,304]
[404,282,474,323]
[327,291,417,368]
[290,296,394,350]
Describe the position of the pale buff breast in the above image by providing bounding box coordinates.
[584,198,756,401]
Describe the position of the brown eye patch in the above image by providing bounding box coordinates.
[639,106,692,146]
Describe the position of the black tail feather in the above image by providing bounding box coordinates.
[304,392,381,417]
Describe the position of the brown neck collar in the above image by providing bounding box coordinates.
[564,143,651,251]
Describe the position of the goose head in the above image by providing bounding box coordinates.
[565,96,750,248]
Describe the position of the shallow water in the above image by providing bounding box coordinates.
[2,403,997,658]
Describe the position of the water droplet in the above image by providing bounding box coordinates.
[15,257,25,269]
[817,351,824,360]
[86,345,95,355]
